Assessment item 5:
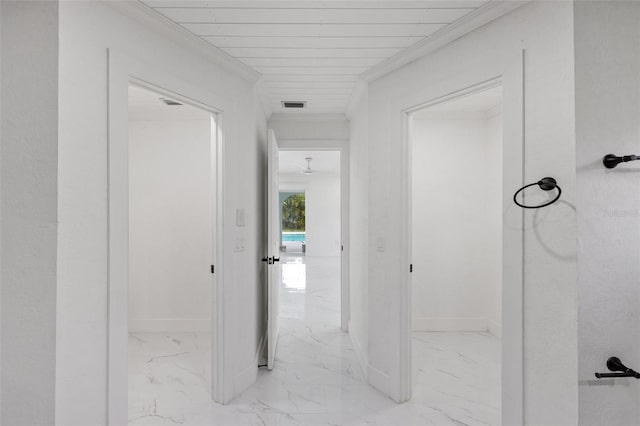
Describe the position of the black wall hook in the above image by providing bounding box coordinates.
[595,357,640,379]
[603,154,640,169]
[513,177,562,209]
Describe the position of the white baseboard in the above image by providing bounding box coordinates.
[256,334,266,366]
[348,322,392,400]
[412,317,488,332]
[348,320,368,380]
[367,363,391,398]
[229,335,265,404]
[129,318,211,333]
[488,319,502,338]
[234,361,257,401]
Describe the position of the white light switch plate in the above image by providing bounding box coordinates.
[236,208,246,227]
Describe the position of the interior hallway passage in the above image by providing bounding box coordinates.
[128,254,499,425]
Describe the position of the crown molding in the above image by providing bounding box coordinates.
[107,0,261,83]
[269,113,348,122]
[276,138,348,150]
[345,78,368,119]
[361,0,530,83]
[256,77,274,119]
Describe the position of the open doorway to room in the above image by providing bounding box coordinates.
[276,150,343,359]
[126,84,218,423]
[409,85,504,424]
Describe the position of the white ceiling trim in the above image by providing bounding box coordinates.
[153,7,476,24]
[345,78,368,119]
[361,0,530,82]
[225,47,404,58]
[255,78,274,117]
[182,22,447,37]
[276,140,348,151]
[267,88,353,94]
[108,0,261,83]
[203,36,425,49]
[260,75,361,83]
[145,1,488,9]
[270,112,347,122]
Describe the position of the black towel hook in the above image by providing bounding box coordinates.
[513,177,562,209]
[603,154,640,169]
[595,357,640,379]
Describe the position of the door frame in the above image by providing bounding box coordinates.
[397,52,525,425]
[276,142,350,332]
[266,129,281,370]
[106,50,226,424]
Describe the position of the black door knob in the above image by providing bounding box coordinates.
[607,357,630,373]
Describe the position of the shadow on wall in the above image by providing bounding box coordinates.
[532,200,576,262]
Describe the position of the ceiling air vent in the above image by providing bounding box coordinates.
[159,97,183,106]
[282,101,306,109]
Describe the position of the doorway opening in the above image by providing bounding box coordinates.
[277,150,343,357]
[126,84,218,422]
[409,85,504,424]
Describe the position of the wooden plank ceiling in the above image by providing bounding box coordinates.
[142,0,490,114]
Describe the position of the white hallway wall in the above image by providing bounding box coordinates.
[10,2,635,424]
[269,113,349,145]
[411,112,502,335]
[0,4,2,421]
[351,1,578,423]
[56,1,267,423]
[128,118,212,333]
[486,112,503,333]
[306,173,341,257]
[575,1,640,424]
[347,84,369,374]
[254,87,269,369]
[1,1,58,424]
[280,171,341,257]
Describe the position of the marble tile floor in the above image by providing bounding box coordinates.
[128,255,501,425]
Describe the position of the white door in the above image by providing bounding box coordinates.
[266,129,281,370]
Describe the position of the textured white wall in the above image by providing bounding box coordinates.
[411,113,502,334]
[575,1,640,424]
[1,2,58,424]
[269,113,349,143]
[0,6,2,421]
[366,2,577,423]
[347,87,369,373]
[128,118,212,332]
[486,113,503,333]
[307,175,341,257]
[255,87,269,366]
[56,2,266,423]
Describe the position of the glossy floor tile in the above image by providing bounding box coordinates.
[128,254,501,425]
[412,332,501,425]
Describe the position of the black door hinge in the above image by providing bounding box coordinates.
[211,265,215,274]
[410,264,413,273]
